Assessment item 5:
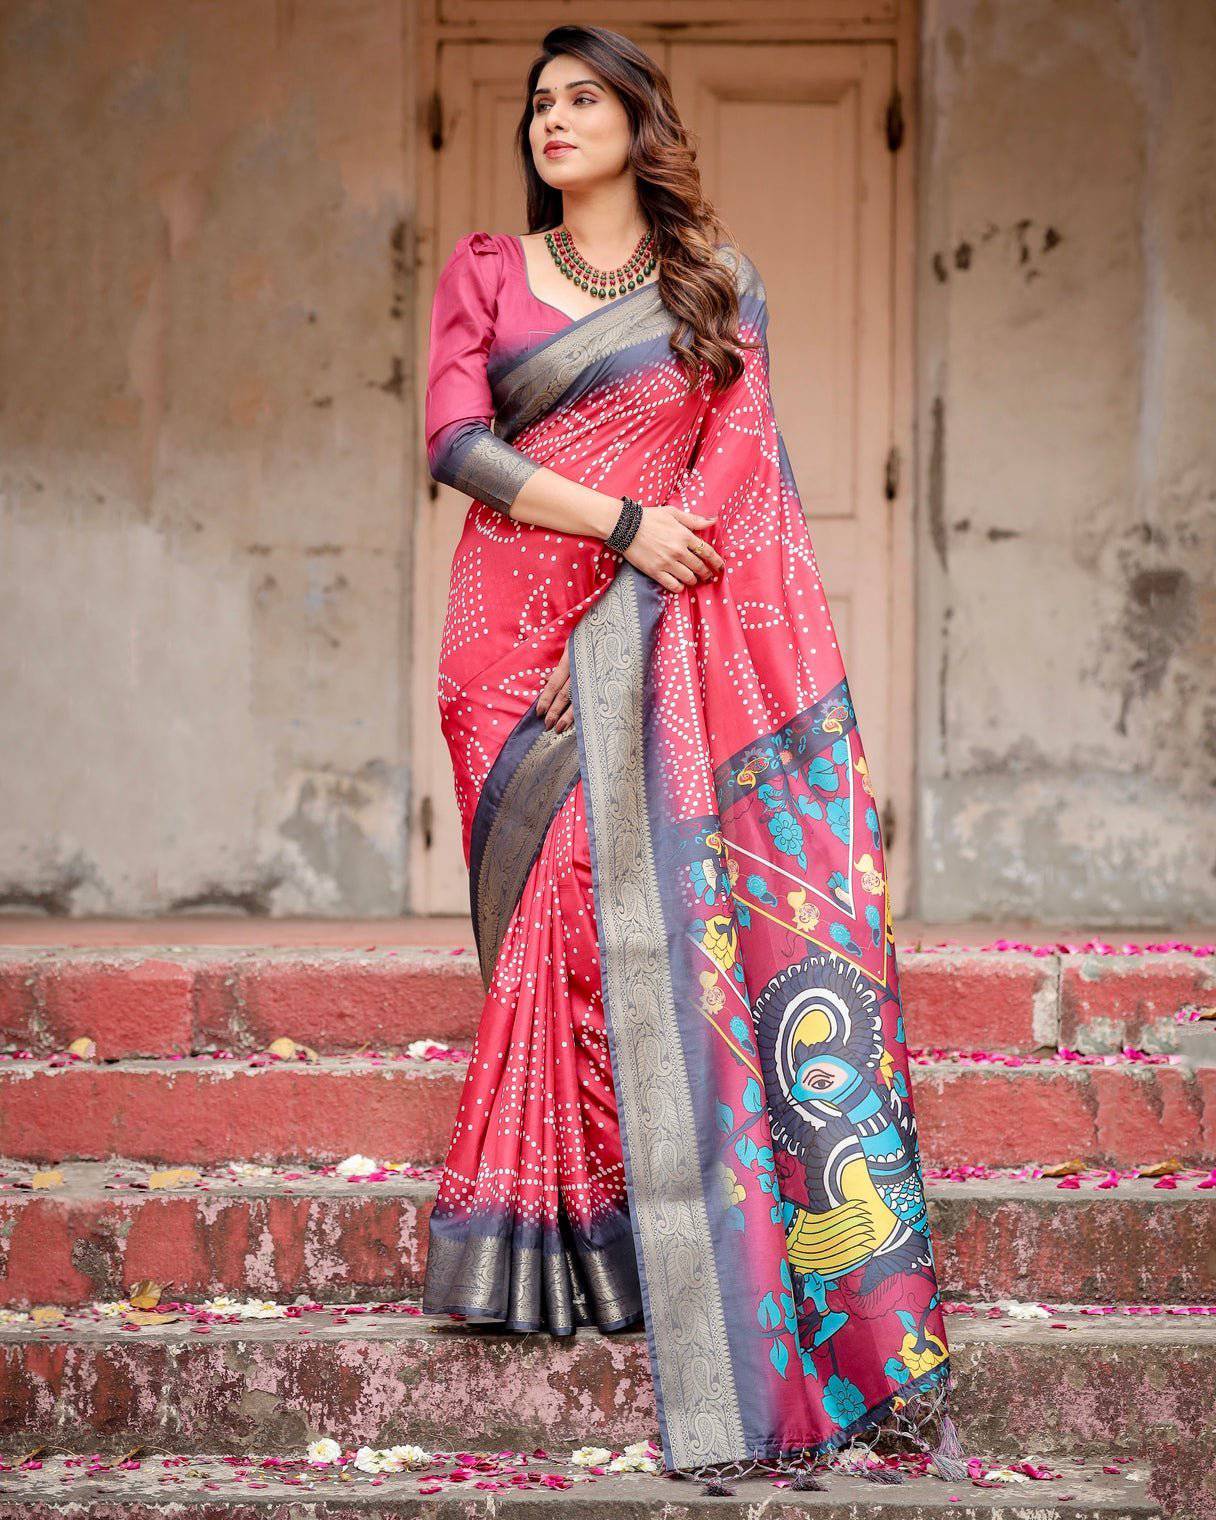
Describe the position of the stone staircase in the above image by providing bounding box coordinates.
[0,940,1213,1518]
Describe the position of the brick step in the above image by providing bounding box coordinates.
[0,1459,1162,1519]
[2,1164,1213,1308]
[1,1309,1211,1494]
[3,948,1212,1058]
[1,1056,1213,1168]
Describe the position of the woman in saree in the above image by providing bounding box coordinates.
[421,22,958,1491]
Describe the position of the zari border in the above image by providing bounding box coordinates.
[568,563,747,1470]
[468,706,581,992]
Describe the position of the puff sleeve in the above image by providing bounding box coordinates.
[424,231,542,515]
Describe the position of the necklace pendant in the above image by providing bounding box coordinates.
[544,225,656,301]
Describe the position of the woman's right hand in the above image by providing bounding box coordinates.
[623,506,726,592]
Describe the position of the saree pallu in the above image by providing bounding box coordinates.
[422,234,951,1476]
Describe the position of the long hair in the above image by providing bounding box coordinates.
[516,25,758,391]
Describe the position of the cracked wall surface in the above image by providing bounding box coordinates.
[916,0,1216,922]
[0,0,415,915]
[2,0,1213,922]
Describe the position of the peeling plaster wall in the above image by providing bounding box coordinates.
[916,0,1216,923]
[0,0,414,915]
[4,1,1213,925]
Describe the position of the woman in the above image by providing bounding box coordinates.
[421,23,956,1489]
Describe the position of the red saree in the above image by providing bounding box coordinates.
[422,230,952,1478]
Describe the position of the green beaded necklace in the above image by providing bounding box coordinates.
[543,224,658,301]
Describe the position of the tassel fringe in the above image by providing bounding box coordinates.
[661,1364,970,1492]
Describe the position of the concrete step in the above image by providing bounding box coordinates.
[2,948,1212,1058]
[1,1054,1212,1168]
[0,1308,1210,1501]
[0,1457,1163,1518]
[2,1163,1213,1309]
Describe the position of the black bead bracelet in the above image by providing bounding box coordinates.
[605,494,644,554]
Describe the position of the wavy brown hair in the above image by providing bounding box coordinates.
[516,25,759,392]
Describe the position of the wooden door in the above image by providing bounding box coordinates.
[667,41,906,875]
[411,34,909,914]
[409,40,546,916]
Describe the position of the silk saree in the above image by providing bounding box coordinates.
[421,229,952,1478]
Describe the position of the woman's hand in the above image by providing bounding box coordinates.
[623,506,726,592]
[536,645,573,732]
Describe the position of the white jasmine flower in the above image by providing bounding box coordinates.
[386,1445,432,1469]
[353,1446,390,1474]
[983,1467,1030,1483]
[307,1438,342,1464]
[336,1154,380,1176]
[623,1440,658,1457]
[608,1453,659,1472]
[570,1446,613,1466]
[201,1296,284,1318]
[407,1039,449,1059]
[993,1299,1051,1320]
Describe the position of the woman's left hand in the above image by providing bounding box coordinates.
[536,645,573,731]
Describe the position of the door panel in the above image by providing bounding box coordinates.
[668,42,897,811]
[409,42,540,915]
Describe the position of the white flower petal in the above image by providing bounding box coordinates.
[570,1446,613,1467]
[336,1154,380,1176]
[386,1444,432,1468]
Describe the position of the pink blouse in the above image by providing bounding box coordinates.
[425,231,578,515]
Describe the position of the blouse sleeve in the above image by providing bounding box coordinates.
[424,230,542,515]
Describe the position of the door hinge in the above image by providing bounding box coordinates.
[885,88,905,153]
[419,794,435,850]
[884,445,901,501]
[428,90,444,152]
[881,797,896,850]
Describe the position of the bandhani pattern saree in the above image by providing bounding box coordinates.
[422,230,953,1477]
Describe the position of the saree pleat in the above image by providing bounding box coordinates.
[423,230,951,1475]
[422,775,643,1335]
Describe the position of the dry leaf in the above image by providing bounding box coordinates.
[67,1036,96,1059]
[30,1169,64,1190]
[126,1279,164,1310]
[1137,1159,1182,1178]
[1041,1159,1085,1177]
[122,1309,180,1326]
[147,1167,202,1191]
[30,1305,67,1325]
[1196,1006,1216,1023]
[265,1036,319,1062]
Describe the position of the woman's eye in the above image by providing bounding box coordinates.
[536,95,597,113]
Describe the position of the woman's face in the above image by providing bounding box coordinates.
[529,56,632,190]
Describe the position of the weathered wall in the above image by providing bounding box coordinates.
[3,0,1213,923]
[0,0,415,914]
[916,0,1216,923]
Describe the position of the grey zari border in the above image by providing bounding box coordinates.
[471,720,581,991]
[492,282,676,444]
[568,565,747,1469]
